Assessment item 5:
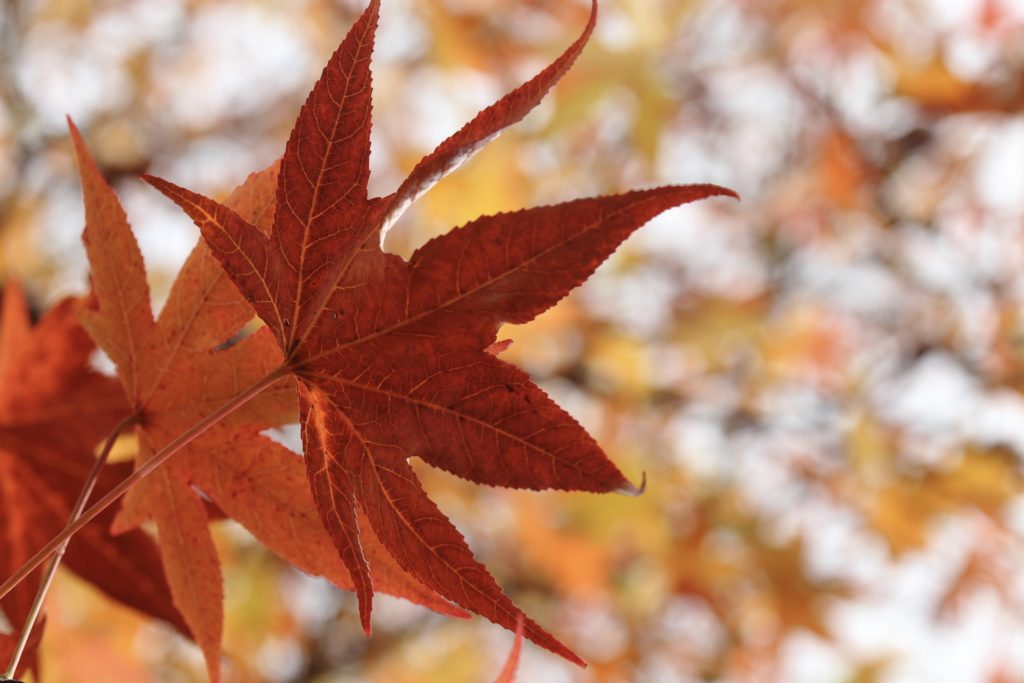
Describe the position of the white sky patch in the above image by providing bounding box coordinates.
[33,183,93,298]
[779,633,849,683]
[376,0,429,63]
[88,0,183,58]
[159,135,279,193]
[398,68,503,153]
[964,390,1024,453]
[17,24,133,131]
[595,3,637,52]
[876,352,982,437]
[152,3,311,130]
[900,224,983,294]
[118,179,199,301]
[921,0,984,30]
[973,120,1024,213]
[794,250,907,320]
[829,518,1004,683]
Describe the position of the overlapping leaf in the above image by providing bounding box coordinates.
[147,0,735,664]
[70,124,465,682]
[0,282,185,677]
[494,615,525,683]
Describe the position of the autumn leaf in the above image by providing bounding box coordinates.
[69,123,466,682]
[0,282,186,677]
[144,0,735,665]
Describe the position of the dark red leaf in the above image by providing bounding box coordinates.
[145,0,736,665]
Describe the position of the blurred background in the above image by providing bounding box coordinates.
[3,0,1024,681]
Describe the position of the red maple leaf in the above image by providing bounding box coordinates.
[146,0,735,664]
[0,282,186,677]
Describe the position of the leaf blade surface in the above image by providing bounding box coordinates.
[145,0,737,664]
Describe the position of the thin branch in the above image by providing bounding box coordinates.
[0,364,290,607]
[3,413,138,679]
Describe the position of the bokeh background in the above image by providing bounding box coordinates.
[3,0,1024,681]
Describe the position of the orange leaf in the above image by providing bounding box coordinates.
[71,122,465,679]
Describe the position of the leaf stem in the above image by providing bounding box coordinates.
[3,413,137,679]
[0,365,290,613]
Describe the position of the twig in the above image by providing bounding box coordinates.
[3,413,137,678]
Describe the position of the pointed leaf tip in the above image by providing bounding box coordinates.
[270,0,381,345]
[684,184,740,202]
[616,471,647,497]
[376,0,601,240]
[485,339,514,356]
[716,185,741,201]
